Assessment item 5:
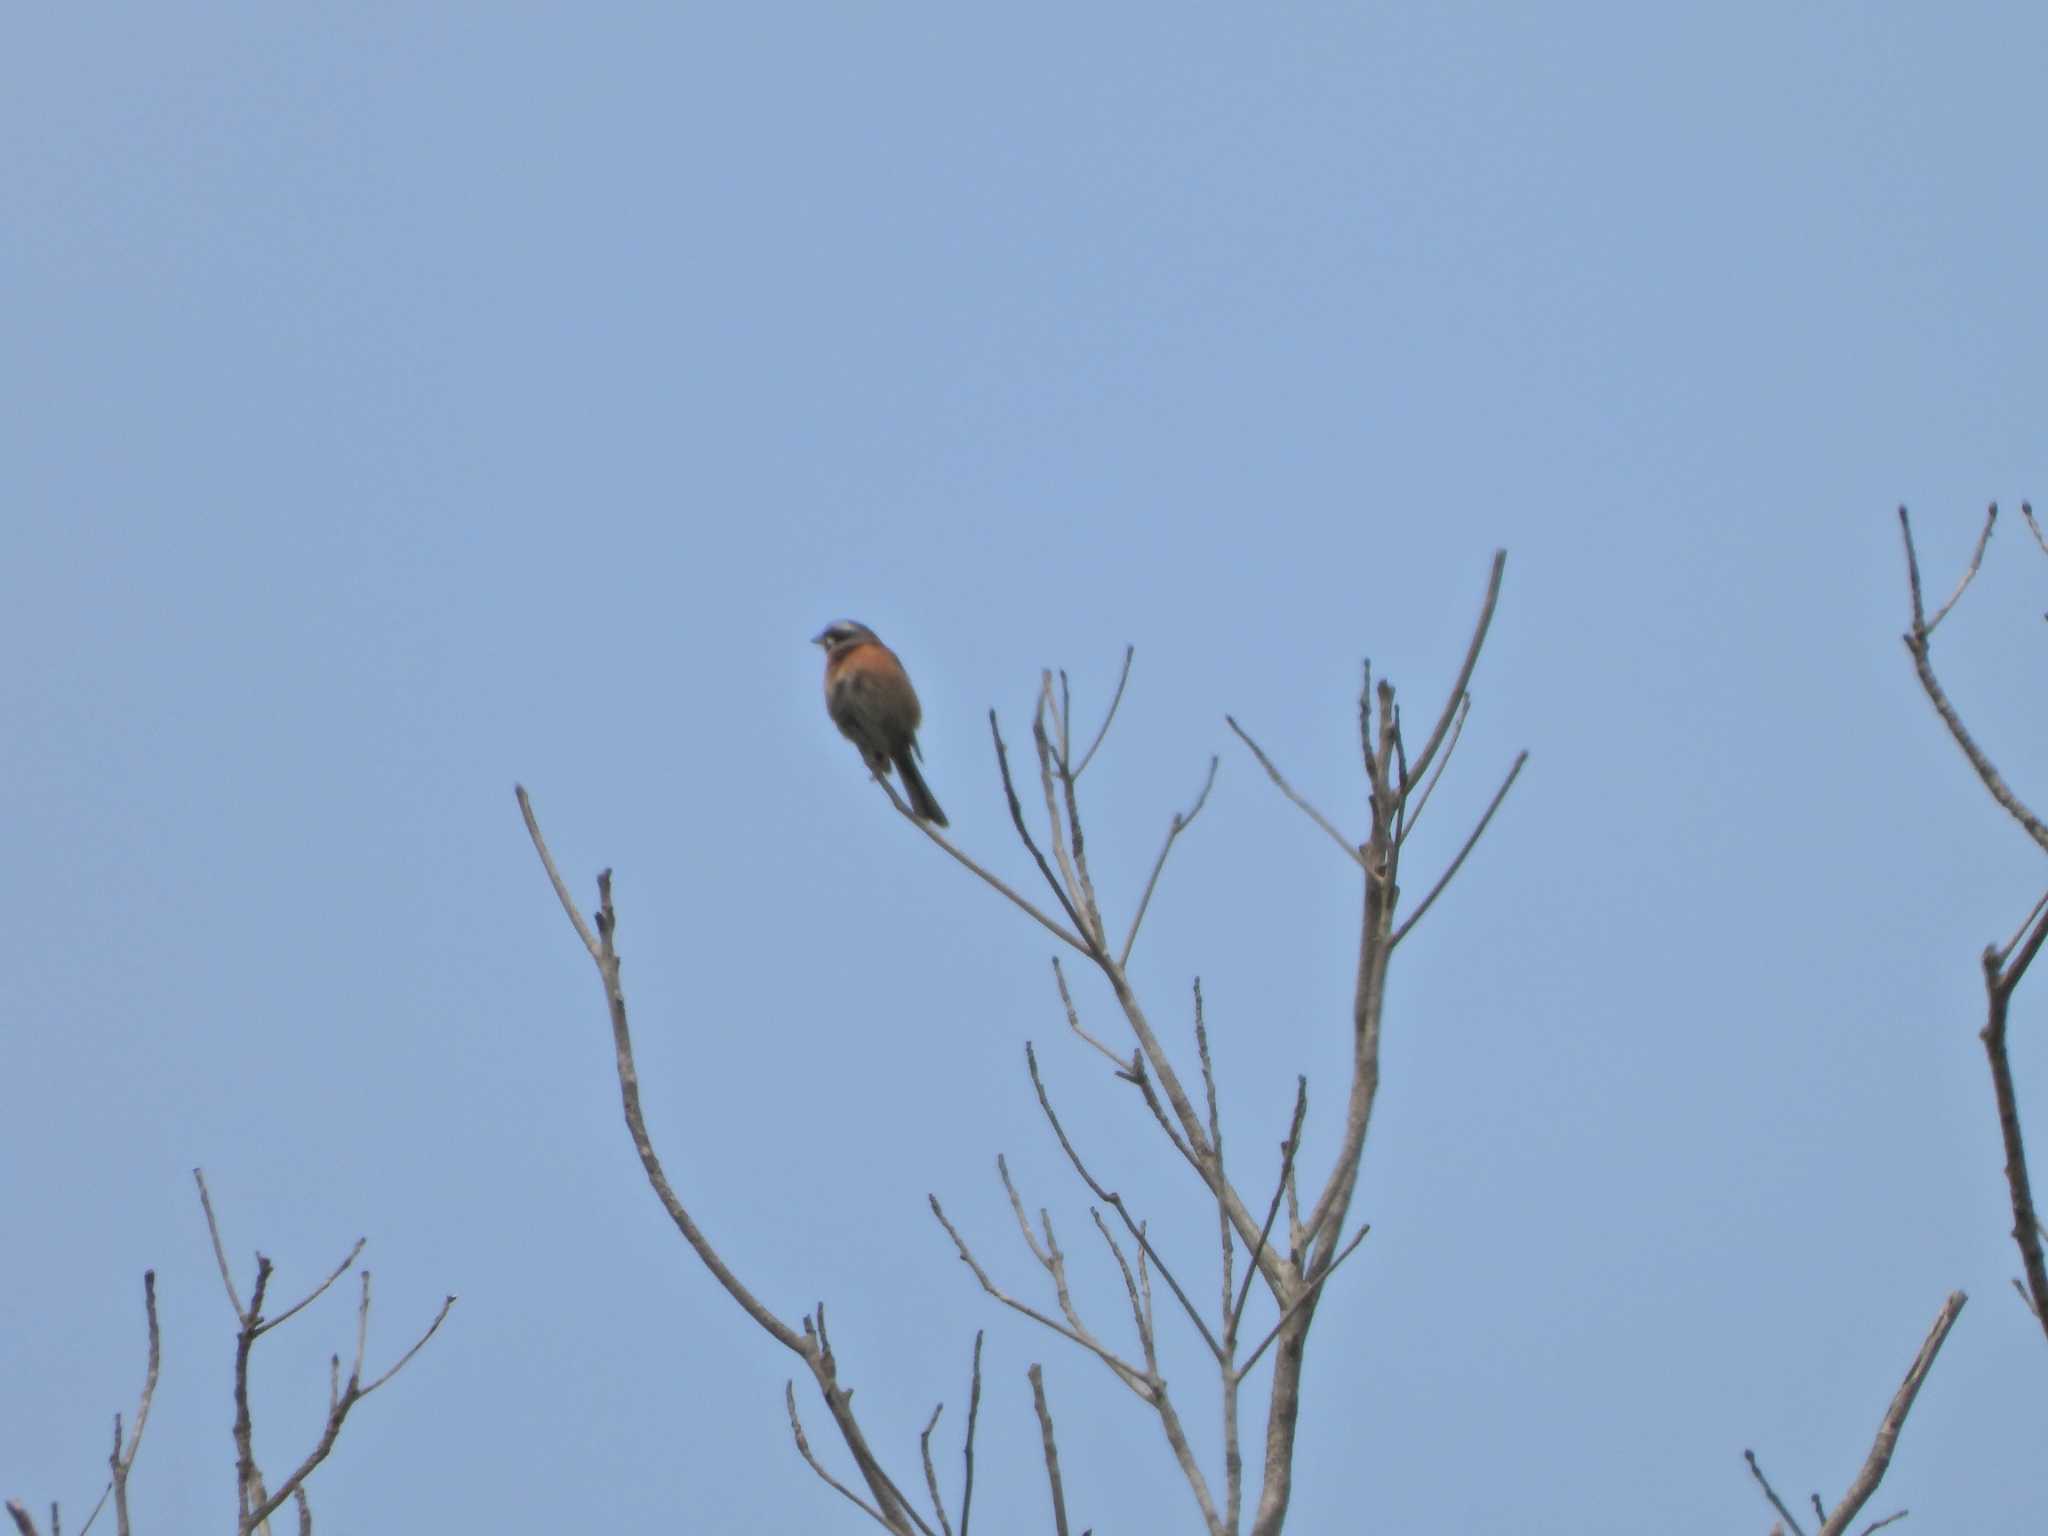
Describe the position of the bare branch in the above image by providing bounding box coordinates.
[1116,1049,1203,1175]
[1745,1450,1807,1536]
[1224,717,1365,869]
[875,770,1094,954]
[1859,1512,1908,1536]
[6,1504,42,1536]
[514,784,602,961]
[1090,1209,1149,1355]
[1813,1291,1967,1536]
[919,1403,953,1536]
[1897,510,2048,855]
[1399,692,1469,848]
[107,1271,159,1536]
[928,1195,1149,1395]
[231,1256,274,1528]
[1027,1367,1072,1536]
[357,1293,456,1396]
[519,790,921,1534]
[1235,1082,1308,1333]
[1120,755,1220,967]
[237,1286,457,1535]
[989,714,1096,947]
[350,1272,371,1385]
[1073,646,1135,779]
[1032,691,1094,943]
[787,1384,893,1533]
[519,798,807,1349]
[958,1332,983,1536]
[1997,888,2048,969]
[193,1169,246,1318]
[1390,750,1528,947]
[2020,500,2046,558]
[1026,1045,1223,1359]
[1051,958,1127,1071]
[1237,1224,1368,1378]
[1983,903,2048,1336]
[1050,704,1109,951]
[1919,502,1997,637]
[255,1240,367,1339]
[1195,986,1231,1335]
[1403,550,1507,792]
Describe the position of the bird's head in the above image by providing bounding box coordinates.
[812,620,878,653]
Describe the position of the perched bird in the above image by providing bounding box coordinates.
[813,619,948,826]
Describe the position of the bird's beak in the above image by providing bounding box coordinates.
[810,629,829,647]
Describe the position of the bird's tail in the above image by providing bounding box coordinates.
[895,752,948,827]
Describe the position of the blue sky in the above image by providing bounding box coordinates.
[4,3,2045,1530]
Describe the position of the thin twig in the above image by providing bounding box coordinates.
[1091,1210,1149,1353]
[1813,1291,1967,1536]
[918,1404,951,1536]
[1224,718,1366,868]
[1238,1224,1368,1377]
[787,1384,892,1532]
[1073,646,1136,779]
[1051,958,1126,1070]
[1390,751,1528,947]
[108,1271,159,1536]
[1119,756,1220,967]
[6,1505,41,1536]
[1235,1082,1308,1330]
[1195,985,1232,1341]
[1920,503,1997,637]
[1399,692,1469,848]
[1032,693,1091,942]
[989,715,1096,947]
[1859,1512,1908,1535]
[1897,510,2048,854]
[1998,888,2048,968]
[358,1293,456,1396]
[928,1196,1149,1395]
[1745,1450,1807,1536]
[1025,1045,1224,1359]
[193,1169,246,1318]
[514,785,601,961]
[959,1332,983,1536]
[876,774,1092,955]
[1027,1367,1071,1536]
[1983,904,2048,1335]
[257,1240,367,1339]
[2019,500,2046,558]
[238,1291,456,1535]
[1050,700,1109,955]
[519,788,922,1535]
[1116,1049,1203,1176]
[1403,550,1506,792]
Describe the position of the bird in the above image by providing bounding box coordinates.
[813,620,948,826]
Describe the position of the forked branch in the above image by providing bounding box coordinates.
[517,785,932,1535]
[1896,509,2048,1335]
[1897,505,2048,855]
[1746,1292,1965,1536]
[190,1169,453,1536]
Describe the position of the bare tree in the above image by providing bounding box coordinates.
[520,550,1527,1532]
[5,1172,452,1536]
